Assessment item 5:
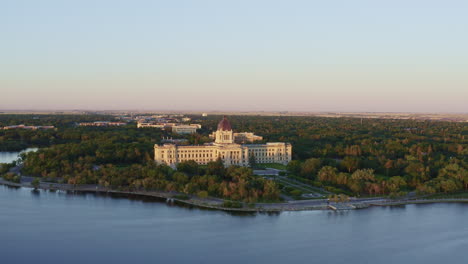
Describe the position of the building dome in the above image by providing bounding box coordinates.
[217,116,232,131]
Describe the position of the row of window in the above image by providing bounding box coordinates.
[257,157,286,162]
[253,153,285,157]
[160,148,289,154]
[179,153,213,158]
[161,156,290,166]
[163,159,247,165]
[160,149,215,154]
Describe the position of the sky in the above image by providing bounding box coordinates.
[1,0,467,112]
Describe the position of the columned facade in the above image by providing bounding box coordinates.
[154,116,292,168]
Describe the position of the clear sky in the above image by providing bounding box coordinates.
[1,0,467,112]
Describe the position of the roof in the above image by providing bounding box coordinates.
[217,116,232,131]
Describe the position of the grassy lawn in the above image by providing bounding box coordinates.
[255,163,287,170]
[275,176,328,197]
[424,192,468,199]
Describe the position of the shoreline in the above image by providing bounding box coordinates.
[0,178,328,212]
[2,178,468,212]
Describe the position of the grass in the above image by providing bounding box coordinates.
[255,163,287,170]
[424,192,468,199]
[275,176,328,197]
[173,194,190,200]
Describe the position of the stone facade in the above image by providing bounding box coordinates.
[210,131,263,143]
[154,116,292,167]
[172,125,198,134]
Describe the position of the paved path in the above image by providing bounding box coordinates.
[277,176,332,194]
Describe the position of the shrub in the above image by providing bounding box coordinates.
[31,178,40,189]
[173,194,190,200]
[2,173,21,183]
[222,200,243,208]
[197,191,208,199]
[290,189,303,197]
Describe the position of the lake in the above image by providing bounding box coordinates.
[0,185,467,264]
[0,148,38,164]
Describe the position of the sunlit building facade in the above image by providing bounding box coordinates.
[154,116,292,167]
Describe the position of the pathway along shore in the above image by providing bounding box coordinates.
[1,178,468,212]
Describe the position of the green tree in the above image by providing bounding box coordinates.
[287,160,302,175]
[300,158,322,178]
[207,158,226,178]
[317,166,337,182]
[31,178,40,189]
[176,160,199,176]
[386,176,407,193]
[342,156,360,173]
[248,154,257,169]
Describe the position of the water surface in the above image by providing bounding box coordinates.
[0,148,38,164]
[1,185,467,264]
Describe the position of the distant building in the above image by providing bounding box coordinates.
[137,121,201,134]
[172,125,199,134]
[2,125,55,130]
[189,124,202,129]
[154,116,291,167]
[78,121,126,127]
[234,132,263,143]
[161,137,189,144]
[137,122,166,128]
[202,113,208,117]
[210,131,263,143]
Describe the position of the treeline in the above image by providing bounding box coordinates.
[1,114,467,198]
[199,115,466,161]
[286,155,467,196]
[0,114,132,151]
[22,151,280,202]
[200,115,467,196]
[0,114,115,127]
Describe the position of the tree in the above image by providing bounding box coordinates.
[287,160,302,175]
[172,172,189,186]
[342,156,360,173]
[351,169,375,182]
[405,162,429,187]
[206,158,225,178]
[262,180,280,201]
[439,179,459,193]
[438,163,467,183]
[328,194,349,203]
[386,176,407,193]
[300,158,322,178]
[31,178,40,189]
[384,160,393,176]
[2,172,20,183]
[349,169,376,194]
[317,166,337,182]
[176,160,199,176]
[336,172,349,185]
[248,153,257,169]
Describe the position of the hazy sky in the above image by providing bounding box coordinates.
[2,0,467,112]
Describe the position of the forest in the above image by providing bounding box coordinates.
[1,114,467,200]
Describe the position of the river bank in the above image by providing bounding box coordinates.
[2,177,468,212]
[0,177,329,212]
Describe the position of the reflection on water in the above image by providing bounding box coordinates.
[1,185,467,264]
[0,148,38,164]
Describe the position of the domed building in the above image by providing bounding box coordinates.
[213,116,234,144]
[154,116,292,167]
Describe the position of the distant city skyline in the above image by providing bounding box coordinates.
[2,0,467,112]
